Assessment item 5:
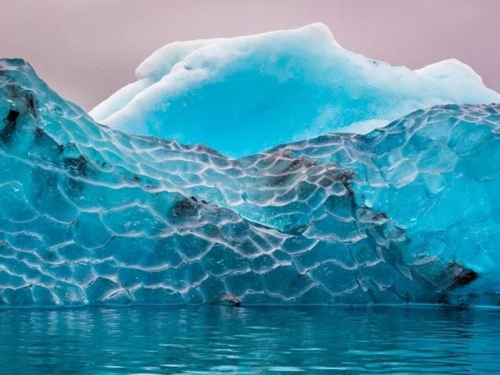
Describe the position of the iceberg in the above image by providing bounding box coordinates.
[1,58,499,307]
[91,23,499,157]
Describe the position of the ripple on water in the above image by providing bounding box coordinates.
[0,306,500,374]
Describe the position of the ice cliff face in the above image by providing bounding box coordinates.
[0,58,498,307]
[91,23,499,157]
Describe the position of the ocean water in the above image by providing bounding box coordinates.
[1,306,499,374]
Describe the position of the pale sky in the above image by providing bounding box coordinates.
[1,0,499,110]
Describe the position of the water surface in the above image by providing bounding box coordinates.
[1,306,499,374]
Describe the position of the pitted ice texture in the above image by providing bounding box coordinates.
[0,59,495,306]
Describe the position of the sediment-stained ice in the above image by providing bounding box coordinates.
[90,23,500,157]
[0,58,497,307]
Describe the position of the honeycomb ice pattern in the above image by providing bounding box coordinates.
[0,59,494,306]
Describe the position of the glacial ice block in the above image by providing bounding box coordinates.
[90,23,500,157]
[0,58,497,307]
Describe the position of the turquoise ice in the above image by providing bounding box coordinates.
[91,24,499,157]
[0,58,499,306]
